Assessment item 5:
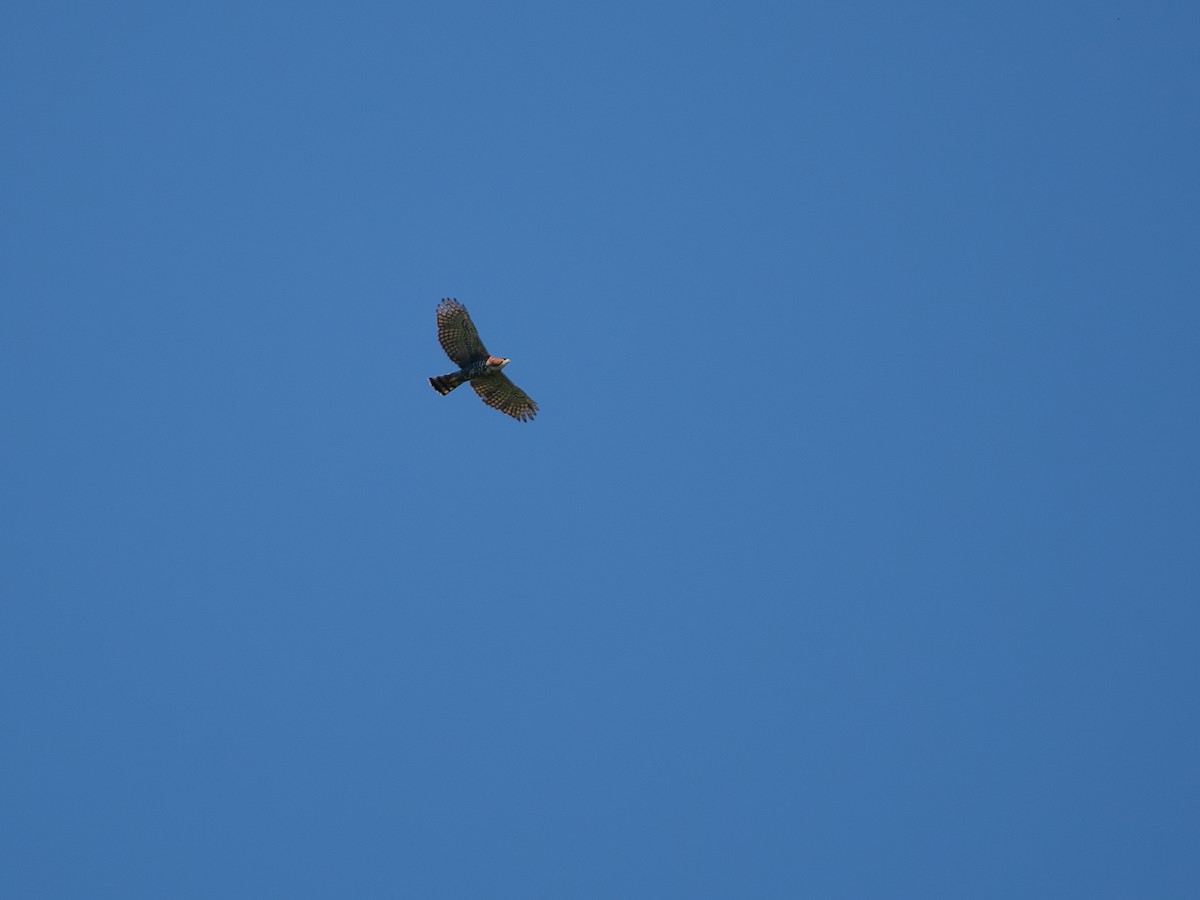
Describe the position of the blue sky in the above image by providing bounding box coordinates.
[3,2,1198,896]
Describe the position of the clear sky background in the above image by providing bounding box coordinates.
[3,2,1198,897]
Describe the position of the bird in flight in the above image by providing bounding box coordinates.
[428,298,538,422]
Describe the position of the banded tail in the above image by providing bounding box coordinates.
[429,371,466,395]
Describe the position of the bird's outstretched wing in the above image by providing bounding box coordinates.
[471,374,538,422]
[435,298,489,366]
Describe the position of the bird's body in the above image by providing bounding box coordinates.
[428,356,510,395]
[428,299,538,422]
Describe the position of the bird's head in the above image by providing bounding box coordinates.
[486,356,511,371]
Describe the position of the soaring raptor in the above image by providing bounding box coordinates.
[428,298,538,422]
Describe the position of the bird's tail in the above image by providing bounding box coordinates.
[429,372,466,395]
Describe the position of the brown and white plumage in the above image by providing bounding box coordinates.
[435,298,490,367]
[428,299,538,422]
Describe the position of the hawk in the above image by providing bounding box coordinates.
[428,298,538,422]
